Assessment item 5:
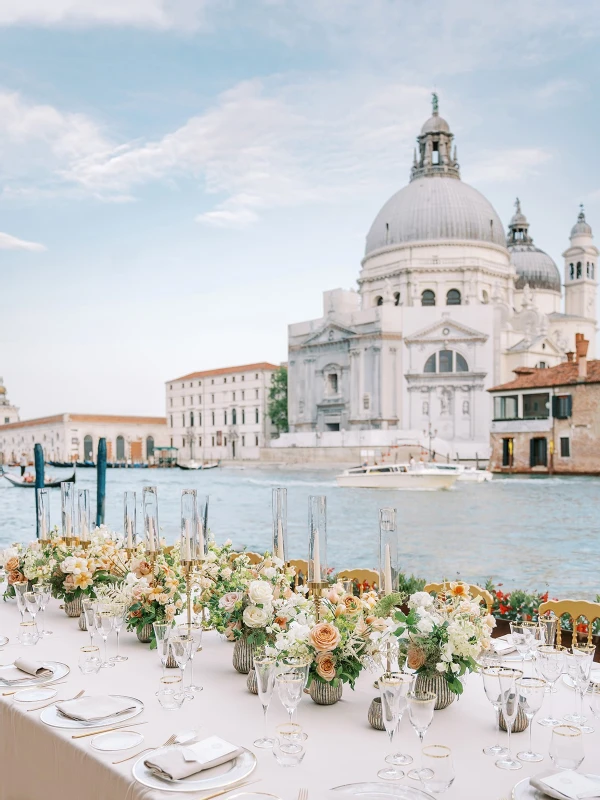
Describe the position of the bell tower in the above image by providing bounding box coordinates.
[563,206,598,321]
[410,93,460,182]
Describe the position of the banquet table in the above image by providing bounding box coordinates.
[1,599,599,800]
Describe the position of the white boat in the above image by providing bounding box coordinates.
[426,463,493,483]
[335,464,457,490]
[178,461,219,471]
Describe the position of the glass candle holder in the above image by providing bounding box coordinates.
[37,488,50,541]
[308,495,327,584]
[124,491,137,550]
[379,508,398,596]
[197,494,209,559]
[61,482,75,541]
[272,488,288,562]
[142,486,159,554]
[78,489,91,543]
[181,489,199,563]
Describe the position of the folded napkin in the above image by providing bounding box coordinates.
[55,695,137,722]
[530,770,600,800]
[492,635,516,656]
[0,658,53,684]
[144,736,243,782]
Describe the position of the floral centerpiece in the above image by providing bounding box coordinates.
[48,529,124,605]
[1,534,62,597]
[391,585,495,706]
[125,548,185,646]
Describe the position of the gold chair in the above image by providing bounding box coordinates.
[538,598,600,648]
[288,559,309,588]
[229,551,264,566]
[423,581,494,614]
[337,568,380,593]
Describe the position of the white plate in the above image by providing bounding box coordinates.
[40,695,144,729]
[512,775,600,799]
[502,653,532,663]
[14,687,57,703]
[0,661,70,687]
[329,784,435,798]
[0,636,8,647]
[91,730,144,752]
[562,670,600,692]
[227,794,282,799]
[132,747,256,793]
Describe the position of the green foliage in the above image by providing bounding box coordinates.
[268,366,288,434]
[397,572,426,595]
[372,592,405,619]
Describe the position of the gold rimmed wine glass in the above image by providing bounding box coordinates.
[406,690,437,781]
[516,676,546,762]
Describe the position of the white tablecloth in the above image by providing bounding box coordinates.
[0,599,598,800]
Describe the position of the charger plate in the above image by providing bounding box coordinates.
[40,694,143,729]
[512,775,600,799]
[0,636,8,647]
[132,747,256,793]
[562,670,600,692]
[329,784,435,799]
[0,660,69,687]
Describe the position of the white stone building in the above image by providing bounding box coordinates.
[166,363,279,462]
[283,97,597,458]
[0,378,19,426]
[0,413,167,465]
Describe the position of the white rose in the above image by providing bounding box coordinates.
[409,591,434,609]
[248,580,273,605]
[243,605,270,629]
[221,567,232,580]
[261,567,276,579]
[436,662,447,672]
[416,615,435,634]
[204,551,217,563]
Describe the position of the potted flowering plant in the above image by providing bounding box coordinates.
[392,586,495,709]
[125,549,185,646]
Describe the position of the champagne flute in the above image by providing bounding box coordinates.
[24,591,42,628]
[94,607,115,669]
[495,667,523,771]
[549,725,584,770]
[169,633,194,699]
[110,603,128,663]
[153,621,172,675]
[510,623,532,672]
[565,645,596,733]
[537,645,567,726]
[82,599,97,648]
[176,623,203,691]
[13,581,28,624]
[590,683,600,724]
[276,672,304,725]
[385,673,413,768]
[481,666,509,756]
[406,690,437,781]
[282,657,310,739]
[253,656,277,748]
[377,673,411,780]
[516,676,546,762]
[32,583,52,636]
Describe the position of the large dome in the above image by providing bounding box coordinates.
[365,177,506,256]
[510,245,561,292]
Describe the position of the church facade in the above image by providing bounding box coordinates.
[285,98,598,457]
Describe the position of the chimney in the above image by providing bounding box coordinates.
[565,351,575,363]
[575,333,589,379]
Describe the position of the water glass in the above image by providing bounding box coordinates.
[420,745,455,794]
[32,583,52,636]
[253,656,277,749]
[18,621,39,646]
[516,676,546,762]
[156,675,185,710]
[276,672,304,724]
[537,645,567,726]
[406,690,436,781]
[481,666,509,757]
[495,667,523,771]
[378,673,413,780]
[272,723,305,767]
[79,645,102,674]
[110,603,128,663]
[549,725,584,770]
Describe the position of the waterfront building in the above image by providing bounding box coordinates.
[0,378,19,426]
[488,334,600,473]
[165,362,278,461]
[0,413,167,465]
[282,97,597,460]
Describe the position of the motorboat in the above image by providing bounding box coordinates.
[426,463,493,483]
[335,463,457,490]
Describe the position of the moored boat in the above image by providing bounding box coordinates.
[1,470,76,488]
[335,463,457,490]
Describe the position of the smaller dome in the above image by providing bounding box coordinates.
[571,205,592,237]
[511,245,561,292]
[509,197,528,228]
[421,113,450,135]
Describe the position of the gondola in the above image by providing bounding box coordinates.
[178,461,219,470]
[1,470,76,488]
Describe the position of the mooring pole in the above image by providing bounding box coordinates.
[96,438,107,526]
[34,443,45,538]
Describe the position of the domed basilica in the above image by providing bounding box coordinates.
[286,97,598,456]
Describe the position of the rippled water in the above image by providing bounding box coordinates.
[1,466,598,597]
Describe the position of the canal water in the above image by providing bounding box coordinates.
[1,466,598,598]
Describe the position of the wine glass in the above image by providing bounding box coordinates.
[276,672,304,725]
[253,656,277,748]
[13,581,28,623]
[590,683,600,724]
[94,607,115,669]
[32,583,52,636]
[564,645,596,733]
[549,725,584,770]
[406,690,437,781]
[153,621,172,675]
[82,599,97,647]
[377,673,411,780]
[516,676,546,762]
[79,645,102,674]
[169,633,194,699]
[177,623,203,692]
[510,623,533,671]
[537,645,567,726]
[481,666,509,757]
[282,657,310,738]
[109,603,128,663]
[420,745,455,794]
[495,667,523,771]
[24,591,42,628]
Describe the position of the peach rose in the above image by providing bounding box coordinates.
[135,561,152,578]
[407,645,426,671]
[309,622,341,652]
[315,652,337,682]
[344,596,361,614]
[7,570,25,585]
[5,556,19,572]
[326,589,340,604]
[63,574,76,591]
[366,616,388,632]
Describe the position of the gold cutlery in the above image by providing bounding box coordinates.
[3,680,67,696]
[201,779,261,800]
[112,732,177,764]
[72,721,148,739]
[298,790,308,800]
[27,689,84,711]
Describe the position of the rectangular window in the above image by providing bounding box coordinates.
[502,438,513,467]
[242,375,245,381]
[241,390,245,400]
[169,398,173,407]
[241,435,245,446]
[182,437,186,447]
[190,411,194,427]
[255,389,259,398]
[198,436,202,447]
[242,409,246,425]
[438,350,453,373]
[182,413,185,427]
[327,373,338,394]
[232,377,236,383]
[224,377,227,383]
[560,436,570,457]
[494,395,518,420]
[198,412,202,426]
[255,408,259,424]
[255,435,259,446]
[181,396,185,405]
[255,373,258,379]
[529,437,548,467]
[211,411,215,426]
[216,431,222,446]
[169,415,173,427]
[523,393,550,419]
[232,391,236,401]
[224,436,227,445]
[211,435,215,446]
[224,410,227,425]
[552,395,572,419]
[211,394,215,403]
[198,395,202,403]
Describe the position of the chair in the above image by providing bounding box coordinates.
[423,581,494,614]
[229,551,264,566]
[336,568,380,594]
[538,598,600,648]
[288,559,309,588]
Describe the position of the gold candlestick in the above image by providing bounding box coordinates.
[309,581,327,622]
[181,559,200,627]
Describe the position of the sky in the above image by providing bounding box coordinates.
[1,0,600,419]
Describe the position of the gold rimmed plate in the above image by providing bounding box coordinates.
[132,748,256,793]
[0,660,69,687]
[329,784,435,798]
[40,694,144,729]
[511,775,600,799]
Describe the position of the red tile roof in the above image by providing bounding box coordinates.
[488,360,600,392]
[0,413,166,431]
[168,362,279,383]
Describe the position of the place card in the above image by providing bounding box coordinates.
[541,771,600,800]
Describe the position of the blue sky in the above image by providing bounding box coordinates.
[1,0,599,419]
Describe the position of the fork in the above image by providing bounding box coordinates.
[112,733,177,765]
[27,689,84,711]
[298,790,308,800]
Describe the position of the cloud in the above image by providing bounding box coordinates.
[464,148,553,185]
[0,231,45,251]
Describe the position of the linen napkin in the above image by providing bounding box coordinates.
[55,695,137,722]
[144,736,243,781]
[0,658,54,684]
[492,635,516,656]
[530,770,600,799]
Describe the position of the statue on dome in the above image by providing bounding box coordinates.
[432,92,439,114]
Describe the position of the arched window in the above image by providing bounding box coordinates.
[587,262,590,278]
[592,263,595,279]
[422,350,469,373]
[439,350,453,372]
[146,436,155,458]
[456,353,468,372]
[116,435,125,461]
[424,354,436,373]
[446,289,461,305]
[232,408,237,425]
[570,263,574,280]
[190,411,194,427]
[375,296,383,306]
[393,292,400,306]
[83,435,93,461]
[577,262,582,279]
[421,290,436,306]
[482,290,489,304]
